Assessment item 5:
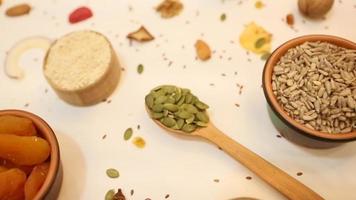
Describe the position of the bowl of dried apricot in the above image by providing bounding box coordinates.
[0,110,61,200]
[262,35,356,148]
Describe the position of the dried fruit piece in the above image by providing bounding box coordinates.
[24,162,49,200]
[5,37,51,79]
[255,1,265,9]
[156,0,183,18]
[0,168,26,200]
[239,22,272,54]
[5,3,31,17]
[0,134,50,166]
[286,14,294,26]
[113,189,126,200]
[0,159,33,175]
[0,115,37,136]
[127,26,154,42]
[195,40,211,61]
[69,6,93,24]
[132,137,146,148]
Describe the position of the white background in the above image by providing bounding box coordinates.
[1,0,356,199]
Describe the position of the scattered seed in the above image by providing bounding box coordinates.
[246,176,252,180]
[297,172,303,176]
[132,136,146,148]
[102,134,107,139]
[220,13,226,21]
[123,128,133,141]
[286,14,294,26]
[255,38,266,49]
[137,64,144,74]
[130,189,134,196]
[106,168,120,178]
[213,179,220,183]
[105,189,115,200]
[165,194,170,199]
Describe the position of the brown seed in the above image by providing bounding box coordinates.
[286,14,294,26]
[246,176,252,180]
[6,4,31,17]
[297,172,303,176]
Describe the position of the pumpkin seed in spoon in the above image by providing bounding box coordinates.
[145,85,323,200]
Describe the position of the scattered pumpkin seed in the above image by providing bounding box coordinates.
[105,189,115,200]
[255,38,266,49]
[123,128,133,141]
[220,13,226,21]
[137,64,144,74]
[261,52,271,60]
[106,168,120,178]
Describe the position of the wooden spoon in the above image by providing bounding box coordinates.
[146,106,324,200]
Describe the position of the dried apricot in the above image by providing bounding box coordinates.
[0,115,37,136]
[0,168,26,200]
[25,162,49,200]
[0,158,33,175]
[0,134,50,166]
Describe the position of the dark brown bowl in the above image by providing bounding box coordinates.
[0,109,62,199]
[262,35,356,148]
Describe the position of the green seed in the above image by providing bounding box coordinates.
[161,117,177,127]
[155,95,168,104]
[195,101,209,110]
[106,168,120,178]
[163,103,179,112]
[177,119,185,129]
[105,189,115,200]
[151,112,164,119]
[167,96,176,104]
[195,121,208,127]
[137,64,144,74]
[261,52,271,60]
[145,94,154,108]
[163,109,169,116]
[152,104,164,112]
[162,85,176,94]
[177,95,185,106]
[196,112,209,123]
[177,110,193,119]
[182,124,197,133]
[255,38,266,49]
[185,94,193,104]
[183,104,198,114]
[123,128,133,141]
[220,13,226,21]
[185,115,195,124]
[182,88,190,95]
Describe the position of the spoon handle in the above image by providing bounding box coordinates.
[197,124,324,200]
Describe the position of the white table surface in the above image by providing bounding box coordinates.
[1,0,356,199]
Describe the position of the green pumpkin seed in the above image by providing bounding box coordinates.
[177,119,185,129]
[191,95,198,104]
[185,115,195,124]
[163,109,169,117]
[145,94,154,108]
[137,64,144,74]
[163,103,179,112]
[255,38,266,49]
[183,104,198,114]
[195,121,208,127]
[152,104,164,112]
[182,88,190,95]
[185,94,193,104]
[162,85,176,94]
[105,189,115,200]
[151,112,164,119]
[195,101,209,110]
[106,168,120,178]
[177,95,185,106]
[182,124,197,133]
[261,52,271,60]
[155,95,168,104]
[167,96,176,104]
[196,112,209,123]
[177,110,193,119]
[123,128,133,141]
[162,117,177,127]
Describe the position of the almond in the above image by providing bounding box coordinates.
[6,3,31,17]
[195,40,211,61]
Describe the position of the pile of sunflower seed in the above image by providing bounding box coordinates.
[145,85,209,133]
[272,41,356,134]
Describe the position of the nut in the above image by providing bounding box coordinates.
[298,0,334,18]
